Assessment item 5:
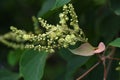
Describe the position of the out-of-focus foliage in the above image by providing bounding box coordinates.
[0,69,19,80]
[7,49,23,67]
[109,0,120,15]
[59,48,90,80]
[109,38,120,47]
[0,0,120,80]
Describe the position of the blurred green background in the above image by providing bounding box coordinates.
[0,0,120,80]
[0,0,44,69]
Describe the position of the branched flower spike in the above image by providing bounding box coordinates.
[0,4,87,53]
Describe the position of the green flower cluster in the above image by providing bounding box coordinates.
[0,4,87,53]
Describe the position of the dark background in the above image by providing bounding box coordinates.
[0,0,120,80]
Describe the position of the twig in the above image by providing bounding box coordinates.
[106,47,116,79]
[76,61,101,80]
[103,60,107,80]
[107,57,120,61]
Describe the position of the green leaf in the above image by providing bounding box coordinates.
[0,69,19,80]
[20,49,48,80]
[52,0,71,10]
[7,49,23,66]
[109,38,120,47]
[37,0,56,17]
[59,48,90,80]
[109,0,120,15]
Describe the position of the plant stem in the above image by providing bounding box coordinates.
[107,57,120,61]
[103,60,107,80]
[106,47,116,79]
[76,61,101,80]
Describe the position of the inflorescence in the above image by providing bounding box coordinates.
[0,4,87,53]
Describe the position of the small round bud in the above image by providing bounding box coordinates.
[49,49,55,53]
[23,34,31,40]
[63,5,67,9]
[59,13,64,18]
